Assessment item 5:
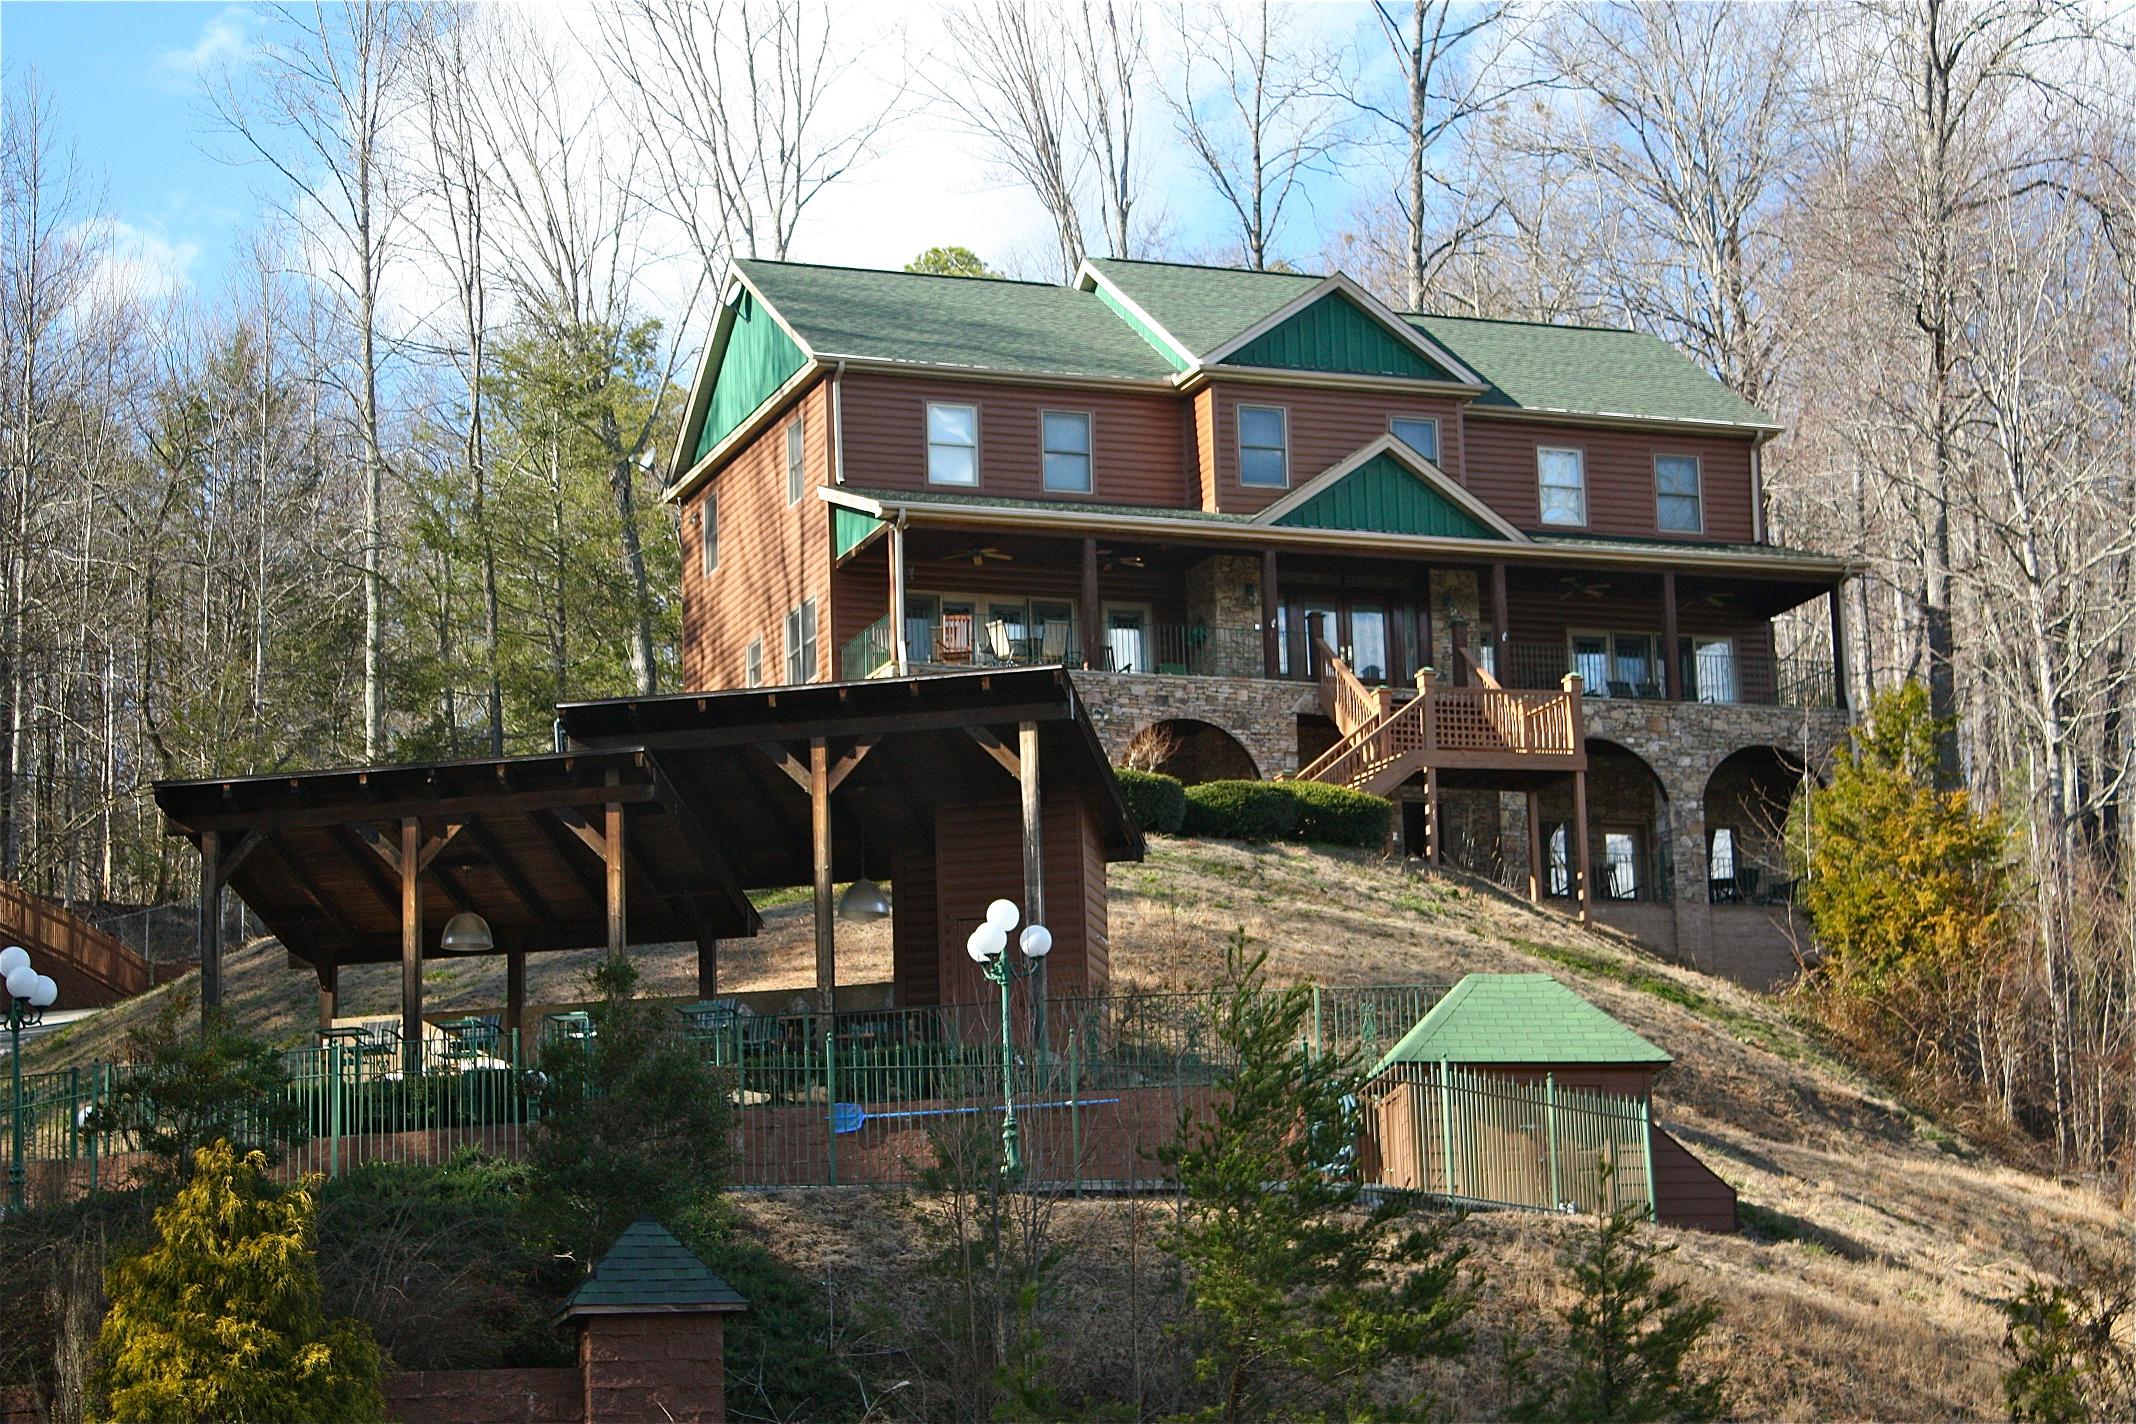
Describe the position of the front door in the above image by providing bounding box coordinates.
[1104,604,1151,674]
[1346,604,1391,684]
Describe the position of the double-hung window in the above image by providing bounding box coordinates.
[1390,416,1440,463]
[784,599,818,683]
[698,491,718,576]
[1238,405,1289,487]
[1655,454,1702,533]
[1041,410,1092,493]
[927,403,979,485]
[744,638,763,688]
[1537,446,1586,526]
[784,415,806,505]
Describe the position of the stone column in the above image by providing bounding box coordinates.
[578,1313,728,1424]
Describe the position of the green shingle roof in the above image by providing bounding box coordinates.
[558,1219,748,1316]
[1083,257,1318,355]
[735,259,1177,382]
[1408,314,1778,431]
[1369,974,1673,1076]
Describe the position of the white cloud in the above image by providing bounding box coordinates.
[153,7,252,91]
[78,218,202,306]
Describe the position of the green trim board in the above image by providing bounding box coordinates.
[1369,974,1673,1077]
[1092,279,1192,372]
[834,505,885,559]
[1268,452,1502,538]
[558,1218,749,1317]
[1080,257,1317,355]
[695,287,808,464]
[1224,291,1455,381]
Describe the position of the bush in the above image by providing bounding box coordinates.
[102,992,309,1189]
[1183,780,1301,841]
[1115,767,1187,834]
[1284,780,1392,847]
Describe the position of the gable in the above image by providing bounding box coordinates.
[1270,453,1504,539]
[833,505,883,559]
[1223,292,1454,381]
[693,287,808,465]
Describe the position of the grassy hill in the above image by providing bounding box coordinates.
[26,837,2122,1418]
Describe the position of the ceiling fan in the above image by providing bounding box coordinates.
[1695,590,1736,608]
[1098,547,1146,571]
[947,544,1013,566]
[1556,575,1610,600]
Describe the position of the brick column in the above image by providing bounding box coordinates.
[578,1313,727,1424]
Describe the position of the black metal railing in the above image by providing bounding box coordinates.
[1491,640,1837,709]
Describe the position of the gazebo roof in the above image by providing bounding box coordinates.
[1369,973,1673,1076]
[558,1218,748,1319]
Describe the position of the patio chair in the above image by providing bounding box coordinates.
[1038,620,1072,664]
[935,615,974,663]
[982,619,1016,663]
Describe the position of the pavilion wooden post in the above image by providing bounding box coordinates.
[695,917,720,1000]
[1019,720,1046,1055]
[316,960,338,1032]
[197,829,222,1028]
[1259,549,1280,677]
[811,738,835,1018]
[889,518,910,675]
[1662,571,1682,701]
[1079,537,1101,669]
[1526,791,1544,903]
[505,952,526,1042]
[400,816,424,1077]
[1829,581,1850,712]
[603,787,627,959]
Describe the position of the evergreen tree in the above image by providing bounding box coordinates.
[1161,933,1472,1423]
[1510,1162,1725,1424]
[905,245,1001,278]
[102,992,308,1190]
[92,1141,386,1424]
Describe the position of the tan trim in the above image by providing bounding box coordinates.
[1536,444,1589,530]
[1195,272,1486,386]
[1038,406,1095,495]
[1072,261,1200,368]
[1464,402,1780,437]
[924,398,982,489]
[1235,400,1292,491]
[1250,435,1527,541]
[1652,451,1704,536]
[664,360,829,505]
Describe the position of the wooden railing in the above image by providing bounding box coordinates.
[1314,638,1393,737]
[0,880,154,998]
[1297,656,1586,791]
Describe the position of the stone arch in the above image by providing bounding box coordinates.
[1123,718,1261,784]
[1702,745,1818,904]
[1533,738,1671,904]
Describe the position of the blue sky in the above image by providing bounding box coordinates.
[5,1,1386,308]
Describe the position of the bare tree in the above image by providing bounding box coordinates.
[1163,0,1350,270]
[1071,0,1149,261]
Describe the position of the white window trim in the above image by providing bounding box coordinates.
[1039,408,1094,493]
[784,414,806,506]
[699,493,718,577]
[1388,414,1441,464]
[1536,445,1587,527]
[926,401,980,486]
[784,598,819,683]
[744,637,763,688]
[1654,453,1704,534]
[1236,403,1291,489]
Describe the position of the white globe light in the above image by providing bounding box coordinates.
[968,922,1007,961]
[5,966,35,1001]
[984,898,1020,932]
[1018,924,1052,959]
[0,945,27,976]
[29,974,57,1008]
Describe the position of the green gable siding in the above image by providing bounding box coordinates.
[694,289,807,464]
[1272,455,1501,539]
[1093,281,1191,371]
[1223,293,1452,381]
[833,505,883,559]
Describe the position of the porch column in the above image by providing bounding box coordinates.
[197,830,223,1026]
[1488,562,1508,679]
[1662,572,1683,701]
[1424,767,1441,865]
[889,518,910,675]
[1572,772,1594,925]
[316,959,338,1032]
[1829,581,1850,713]
[1526,791,1544,904]
[604,791,626,958]
[1260,548,1280,678]
[695,934,719,1000]
[1020,721,1046,1053]
[505,951,526,1042]
[811,738,835,1017]
[1080,538,1101,669]
[401,816,424,1077]
[1415,567,1435,674]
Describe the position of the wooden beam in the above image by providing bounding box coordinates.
[464,818,562,927]
[1424,767,1441,865]
[641,762,760,935]
[603,796,627,958]
[964,725,1022,779]
[317,959,337,1032]
[169,779,661,834]
[1021,720,1047,1051]
[326,824,404,919]
[1662,571,1682,702]
[221,829,264,883]
[1489,561,1508,678]
[826,739,875,793]
[1260,548,1280,677]
[531,810,610,911]
[198,829,223,1023]
[1080,537,1101,668]
[889,519,910,675]
[1573,770,1594,925]
[550,808,608,861]
[1829,582,1849,712]
[755,741,812,792]
[811,739,835,1018]
[693,903,720,1001]
[505,951,526,1043]
[1526,790,1544,904]
[400,816,424,1077]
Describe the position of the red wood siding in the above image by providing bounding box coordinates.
[681,379,833,690]
[1462,416,1757,542]
[1502,582,1779,703]
[1199,381,1471,516]
[928,798,1105,1006]
[1651,1125,1739,1233]
[839,371,1185,505]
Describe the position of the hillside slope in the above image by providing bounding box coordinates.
[26,837,2122,1417]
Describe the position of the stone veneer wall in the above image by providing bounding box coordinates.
[1074,669,1318,778]
[1183,554,1266,678]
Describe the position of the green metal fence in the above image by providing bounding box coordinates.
[3,981,1653,1220]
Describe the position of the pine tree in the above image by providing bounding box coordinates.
[1161,932,1472,1422]
[92,1141,386,1424]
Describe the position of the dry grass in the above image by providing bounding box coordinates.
[27,835,2126,1418]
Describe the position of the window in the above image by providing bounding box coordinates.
[783,599,818,683]
[1041,410,1092,492]
[1537,447,1586,526]
[698,491,718,576]
[1570,633,1609,692]
[1655,454,1702,532]
[1546,822,1572,897]
[1237,405,1289,487]
[1610,632,1661,699]
[1390,416,1440,463]
[1708,826,1737,882]
[784,415,806,505]
[744,637,763,688]
[1602,830,1641,900]
[927,403,978,485]
[1684,635,1736,704]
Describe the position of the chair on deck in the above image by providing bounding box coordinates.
[935,615,974,663]
[983,619,1016,663]
[1038,620,1072,664]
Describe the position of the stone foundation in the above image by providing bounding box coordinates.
[1074,669,1317,778]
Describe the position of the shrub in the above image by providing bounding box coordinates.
[93,1141,386,1424]
[1115,767,1187,834]
[102,992,308,1189]
[1283,780,1392,847]
[1182,780,1302,841]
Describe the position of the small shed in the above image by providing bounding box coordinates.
[1365,973,1737,1233]
[558,1219,749,1423]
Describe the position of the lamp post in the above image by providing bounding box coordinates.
[965,898,1051,1178]
[4,944,60,1215]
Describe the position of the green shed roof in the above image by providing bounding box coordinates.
[558,1219,748,1317]
[1369,974,1673,1076]
[1407,314,1778,431]
[735,259,1177,382]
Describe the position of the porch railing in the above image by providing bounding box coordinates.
[1494,640,1838,709]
